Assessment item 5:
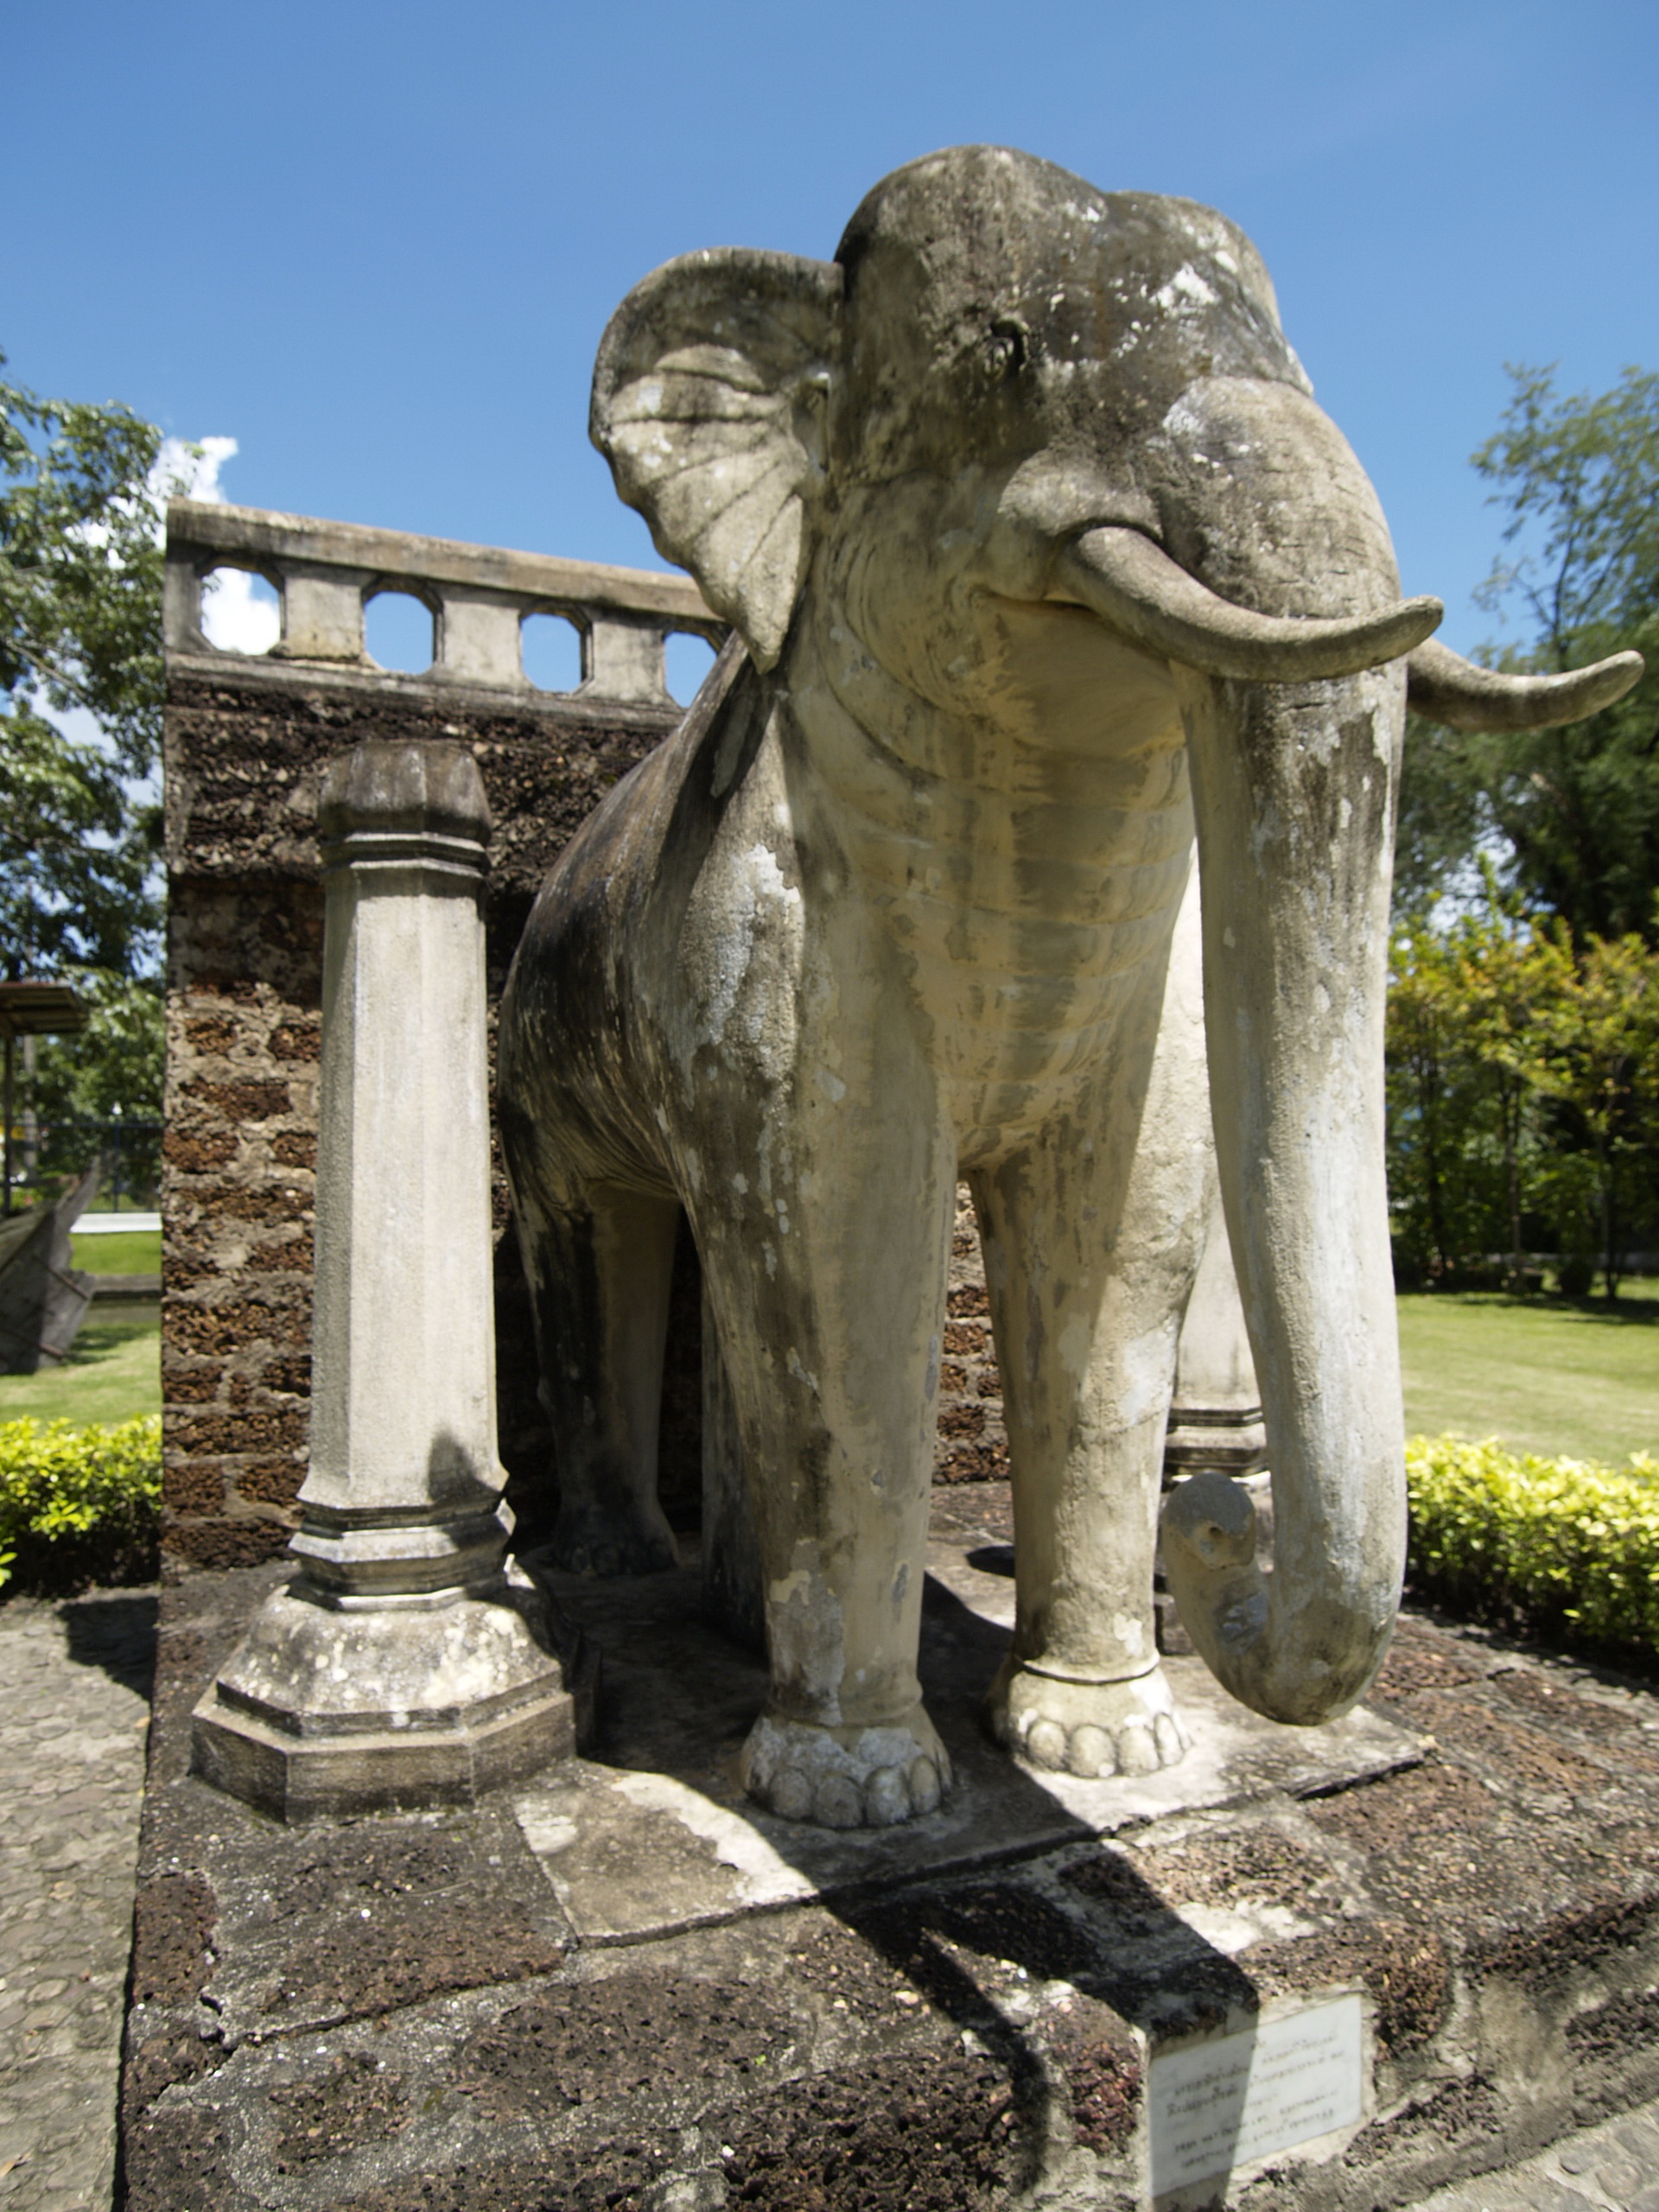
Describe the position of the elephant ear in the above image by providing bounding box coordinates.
[590,249,842,671]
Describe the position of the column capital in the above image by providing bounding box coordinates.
[318,738,491,849]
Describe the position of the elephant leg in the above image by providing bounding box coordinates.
[690,1097,958,1828]
[975,1124,1203,1777]
[516,1179,682,1575]
[977,893,1211,1779]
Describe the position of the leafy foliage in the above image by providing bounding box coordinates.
[1387,885,1658,1294]
[1389,363,1659,1287]
[18,972,166,1206]
[0,1414,161,1592]
[1473,363,1659,648]
[1407,1432,1659,1662]
[29,972,163,1123]
[1397,364,1659,943]
[1524,919,1659,1295]
[1387,915,1499,1280]
[0,715,159,982]
[0,359,166,774]
[0,354,170,987]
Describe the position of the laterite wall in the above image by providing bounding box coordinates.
[161,663,702,1568]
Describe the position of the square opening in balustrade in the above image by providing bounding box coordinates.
[200,565,281,653]
[665,632,718,706]
[365,589,436,673]
[520,612,583,694]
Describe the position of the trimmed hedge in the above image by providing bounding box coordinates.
[3,1408,1655,1654]
[1407,1433,1659,1662]
[0,1415,162,1594]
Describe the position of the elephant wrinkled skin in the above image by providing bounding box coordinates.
[498,147,1642,1828]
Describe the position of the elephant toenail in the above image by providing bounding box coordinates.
[814,1774,864,1827]
[1027,1719,1068,1770]
[1154,1713,1185,1764]
[1116,1722,1160,1775]
[864,1767,911,1825]
[907,1755,942,1814]
[770,1769,812,1821]
[1069,1724,1112,1778]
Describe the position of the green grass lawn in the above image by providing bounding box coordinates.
[71,1228,161,1274]
[0,1315,160,1427]
[1397,1280,1659,1466]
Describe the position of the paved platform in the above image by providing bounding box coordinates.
[1414,2098,1659,2210]
[0,1589,155,2212]
[113,1484,1659,2209]
[4,1486,1659,2209]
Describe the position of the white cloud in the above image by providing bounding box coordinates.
[200,564,282,654]
[153,432,240,507]
[152,435,283,654]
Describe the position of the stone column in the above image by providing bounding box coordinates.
[192,740,583,1819]
[1163,1187,1268,1482]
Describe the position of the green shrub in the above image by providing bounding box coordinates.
[1406,1433,1659,1662]
[0,1414,161,1593]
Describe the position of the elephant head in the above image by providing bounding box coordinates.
[583,147,1641,1735]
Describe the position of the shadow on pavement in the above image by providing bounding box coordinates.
[60,1588,158,1700]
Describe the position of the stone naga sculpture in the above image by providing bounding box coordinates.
[499,147,1641,1827]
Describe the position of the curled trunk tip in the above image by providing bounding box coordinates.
[1160,1469,1399,1726]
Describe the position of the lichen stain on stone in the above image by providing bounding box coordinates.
[768,1551,847,1711]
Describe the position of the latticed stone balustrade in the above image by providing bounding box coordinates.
[164,498,722,706]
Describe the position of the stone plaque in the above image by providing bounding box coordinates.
[1148,1992,1364,2195]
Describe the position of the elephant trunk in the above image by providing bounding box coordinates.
[1161,660,1407,1725]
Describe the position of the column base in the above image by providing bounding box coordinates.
[1163,1408,1268,1479]
[190,1561,595,1821]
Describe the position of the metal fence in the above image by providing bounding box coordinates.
[1,1120,162,1217]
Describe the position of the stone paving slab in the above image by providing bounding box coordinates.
[0,1588,155,2212]
[1413,2098,1659,2210]
[517,1535,1421,1945]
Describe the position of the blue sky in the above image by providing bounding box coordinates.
[7,0,1656,655]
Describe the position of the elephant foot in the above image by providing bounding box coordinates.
[543,1501,679,1577]
[986,1657,1191,1779]
[740,1705,953,1828]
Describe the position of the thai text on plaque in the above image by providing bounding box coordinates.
[1148,1992,1364,2194]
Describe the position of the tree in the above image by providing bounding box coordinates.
[1386,919,1498,1282]
[1525,918,1659,1299]
[28,971,164,1207]
[0,353,168,985]
[1396,364,1659,941]
[1447,873,1549,1290]
[0,354,165,777]
[1387,880,1659,1297]
[0,355,175,1174]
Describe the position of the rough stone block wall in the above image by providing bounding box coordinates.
[162,663,693,1569]
[938,1185,1008,1484]
[163,878,324,1566]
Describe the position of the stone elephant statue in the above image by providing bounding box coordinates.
[498,146,1641,1827]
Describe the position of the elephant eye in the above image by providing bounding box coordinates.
[988,315,1030,373]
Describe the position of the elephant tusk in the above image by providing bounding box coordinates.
[1052,526,1444,684]
[1405,636,1646,733]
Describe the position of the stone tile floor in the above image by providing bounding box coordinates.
[4,1567,1659,2209]
[0,1589,155,2212]
[1414,2101,1659,2211]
